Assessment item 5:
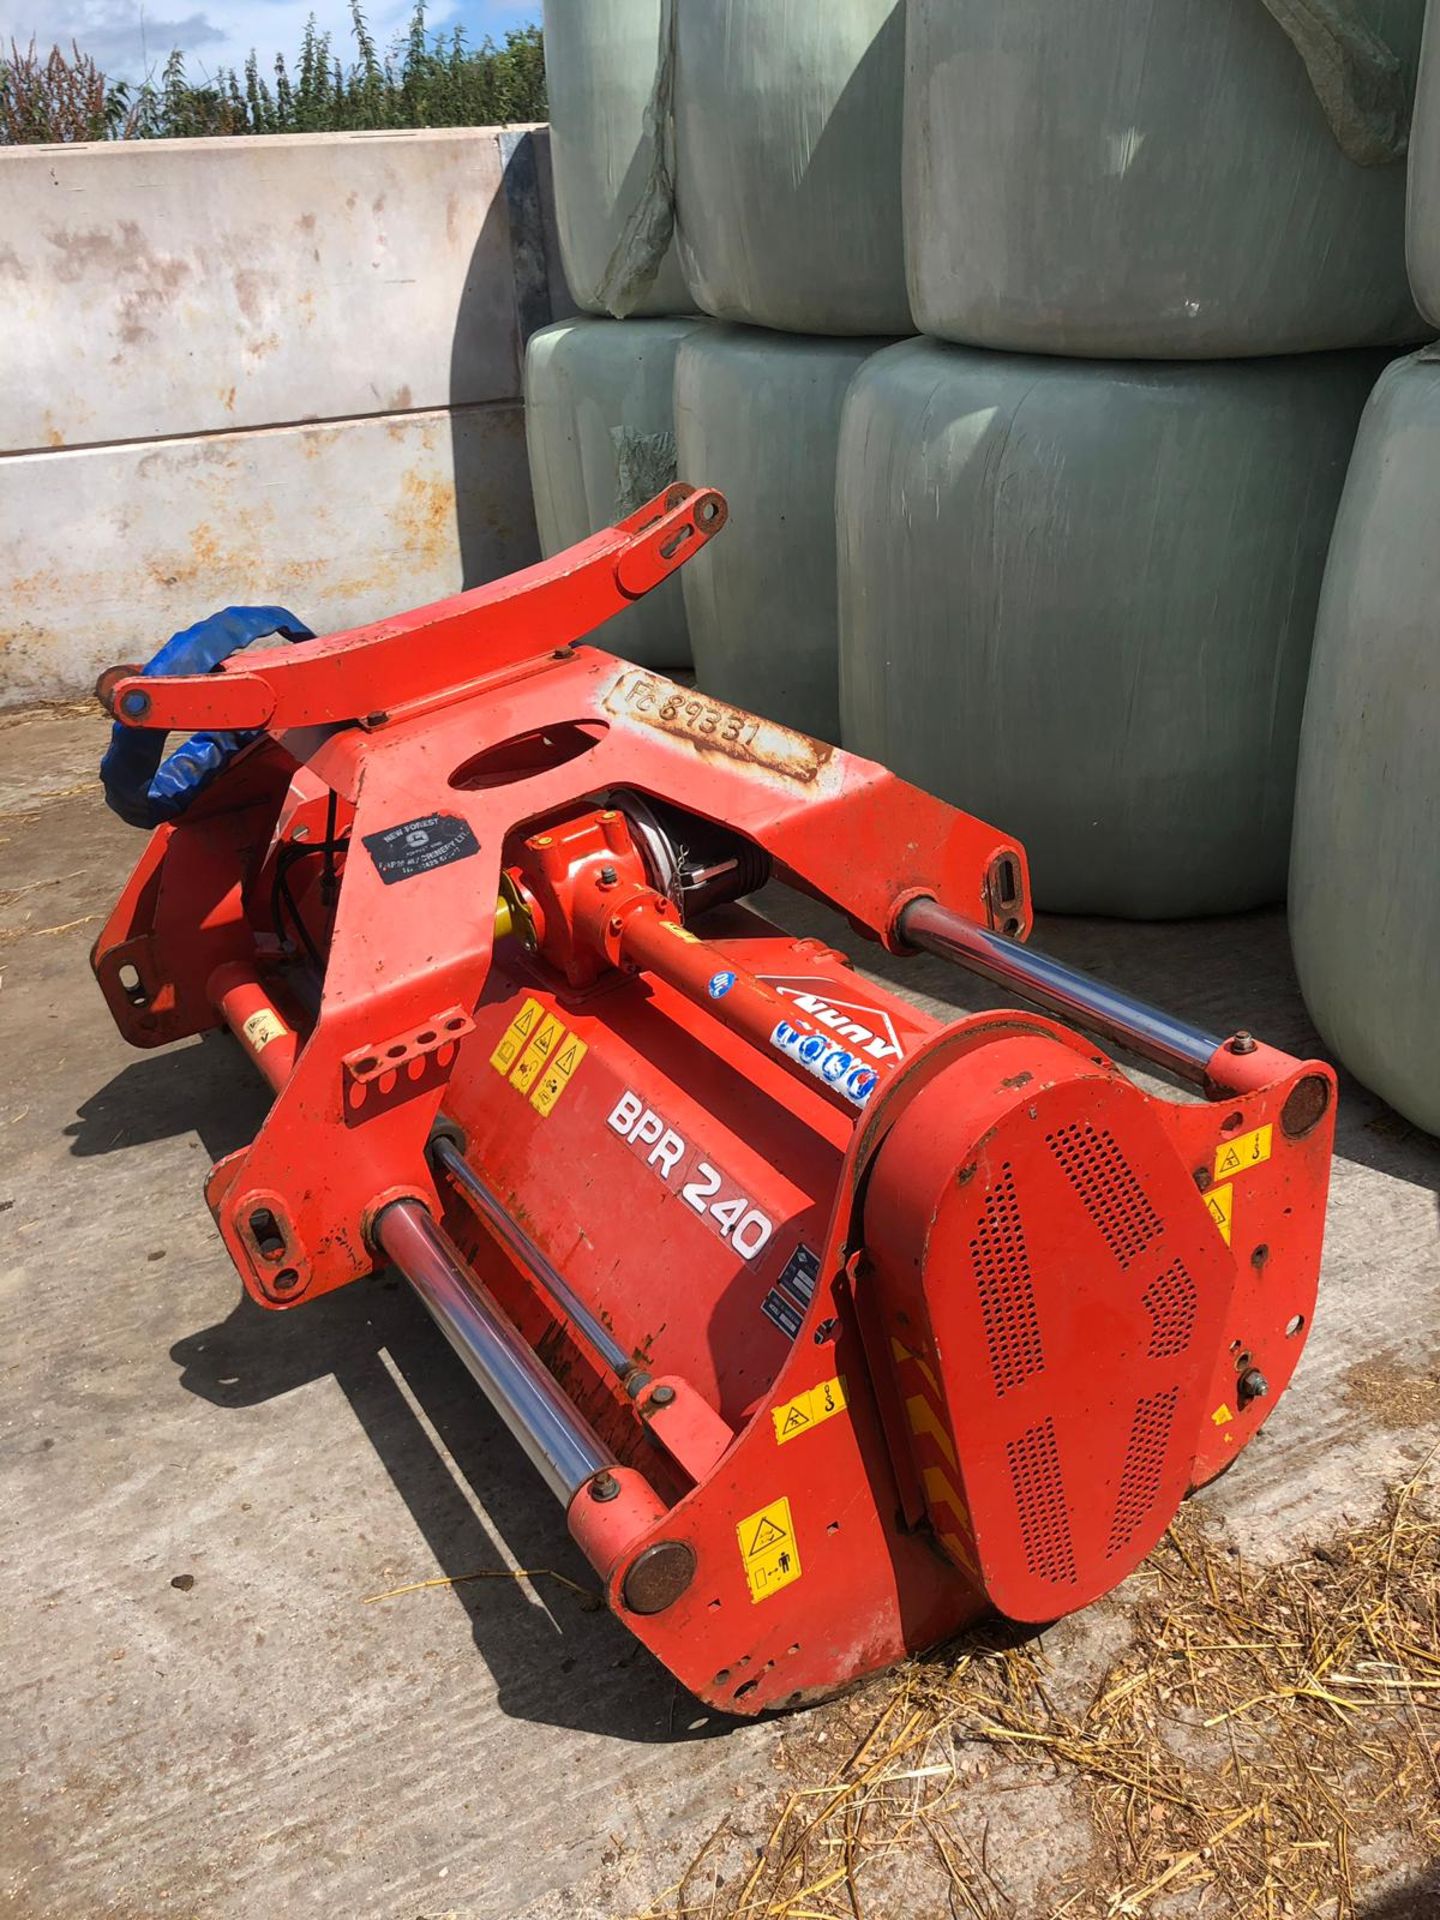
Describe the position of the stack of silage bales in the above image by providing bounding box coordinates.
[532,0,1430,934]
[1288,0,1440,1134]
[838,0,1428,918]
[532,0,912,723]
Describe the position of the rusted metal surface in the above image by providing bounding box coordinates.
[2,405,537,707]
[602,668,838,786]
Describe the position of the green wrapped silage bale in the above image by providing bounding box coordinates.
[673,0,912,336]
[1406,0,1440,323]
[1290,348,1440,1134]
[675,327,893,742]
[837,339,1380,916]
[525,316,705,668]
[542,0,691,317]
[904,0,1426,357]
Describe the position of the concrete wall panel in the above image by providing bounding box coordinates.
[0,404,537,706]
[2,125,566,705]
[0,127,549,452]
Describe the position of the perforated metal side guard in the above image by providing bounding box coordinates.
[865,1028,1236,1622]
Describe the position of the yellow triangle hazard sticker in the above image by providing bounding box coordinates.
[529,1032,587,1117]
[490,997,546,1077]
[737,1497,802,1602]
[747,1515,787,1556]
[510,1014,564,1091]
[771,1376,848,1446]
[1205,1182,1234,1245]
[1213,1123,1273,1182]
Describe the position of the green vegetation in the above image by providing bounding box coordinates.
[0,5,545,143]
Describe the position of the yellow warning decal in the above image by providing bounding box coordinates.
[1212,1402,1234,1427]
[490,999,587,1115]
[1205,1181,1234,1246]
[772,1376,847,1446]
[660,920,700,944]
[1214,1123,1273,1182]
[241,1009,286,1054]
[509,1014,564,1094]
[531,1033,588,1118]
[737,1495,802,1603]
[490,997,543,1076]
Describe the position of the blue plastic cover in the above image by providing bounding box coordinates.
[100,606,313,829]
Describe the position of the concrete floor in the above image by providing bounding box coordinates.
[2,705,1437,1919]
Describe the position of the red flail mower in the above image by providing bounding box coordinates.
[93,486,1334,1715]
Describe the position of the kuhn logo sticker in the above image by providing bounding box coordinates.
[760,979,906,1064]
[708,970,737,999]
[770,1020,879,1107]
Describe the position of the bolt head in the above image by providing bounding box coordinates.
[648,1384,676,1408]
[1229,1030,1259,1056]
[1238,1368,1270,1405]
[120,688,151,719]
[588,1470,620,1503]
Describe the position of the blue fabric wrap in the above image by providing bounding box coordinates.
[100,606,313,829]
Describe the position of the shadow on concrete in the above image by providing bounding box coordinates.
[447,129,573,593]
[69,1031,734,1746]
[66,1034,271,1163]
[1356,1869,1440,1919]
[170,1276,736,1746]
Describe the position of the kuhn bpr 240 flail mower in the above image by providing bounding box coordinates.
[92,485,1334,1714]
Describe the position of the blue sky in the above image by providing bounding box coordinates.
[0,0,538,82]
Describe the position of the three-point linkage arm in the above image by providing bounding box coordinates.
[103,487,729,735]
